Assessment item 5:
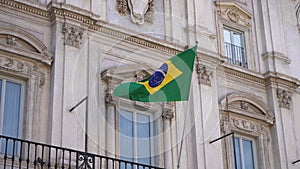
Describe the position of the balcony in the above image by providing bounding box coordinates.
[224,42,248,68]
[0,134,163,169]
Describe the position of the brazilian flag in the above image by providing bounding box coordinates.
[113,46,197,102]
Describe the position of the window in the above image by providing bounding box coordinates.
[119,109,152,168]
[223,28,247,68]
[232,136,257,169]
[0,78,23,154]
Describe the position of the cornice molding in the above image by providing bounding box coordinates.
[262,51,291,64]
[264,71,300,89]
[0,0,185,56]
[223,66,265,85]
[222,66,300,90]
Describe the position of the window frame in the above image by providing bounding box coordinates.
[232,134,259,169]
[0,75,25,155]
[223,26,248,68]
[116,102,160,167]
[215,3,257,71]
[0,76,25,139]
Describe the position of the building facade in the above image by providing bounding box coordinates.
[0,0,299,168]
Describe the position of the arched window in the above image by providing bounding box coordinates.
[0,26,52,143]
[220,93,274,169]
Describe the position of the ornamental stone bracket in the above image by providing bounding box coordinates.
[196,64,212,86]
[162,109,174,121]
[105,88,115,105]
[116,0,154,24]
[277,89,292,110]
[162,103,175,121]
[62,24,84,48]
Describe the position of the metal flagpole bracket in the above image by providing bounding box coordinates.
[293,159,300,164]
[209,132,234,144]
[209,132,237,169]
[69,96,93,168]
[69,96,88,112]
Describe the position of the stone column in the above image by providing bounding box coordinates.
[162,108,174,169]
[105,83,116,158]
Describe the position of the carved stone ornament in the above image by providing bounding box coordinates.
[62,24,84,48]
[227,9,240,23]
[240,101,248,110]
[233,118,256,132]
[105,83,115,105]
[215,2,252,27]
[135,71,149,82]
[105,92,114,105]
[7,35,18,46]
[162,109,174,120]
[197,64,211,86]
[0,56,46,87]
[0,57,25,72]
[277,89,292,109]
[116,0,154,24]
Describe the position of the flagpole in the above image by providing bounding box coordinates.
[69,96,88,153]
[177,101,189,169]
[177,42,198,168]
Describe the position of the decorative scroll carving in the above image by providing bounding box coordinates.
[105,84,115,105]
[0,56,46,87]
[0,57,26,72]
[227,9,240,23]
[116,0,154,24]
[105,93,114,105]
[215,2,252,27]
[62,24,84,48]
[197,64,211,86]
[233,118,256,132]
[117,0,129,16]
[277,89,292,109]
[162,109,174,120]
[162,102,174,120]
[7,35,18,46]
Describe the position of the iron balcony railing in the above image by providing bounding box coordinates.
[224,42,248,68]
[0,134,163,169]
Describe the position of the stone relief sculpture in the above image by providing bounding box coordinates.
[277,89,292,110]
[116,0,154,24]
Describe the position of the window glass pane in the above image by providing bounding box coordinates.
[242,139,255,169]
[136,113,151,166]
[2,81,21,137]
[1,81,21,155]
[120,110,134,162]
[233,32,243,47]
[233,137,242,169]
[223,29,231,43]
[223,27,247,68]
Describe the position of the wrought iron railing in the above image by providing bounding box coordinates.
[0,134,163,169]
[224,42,248,68]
